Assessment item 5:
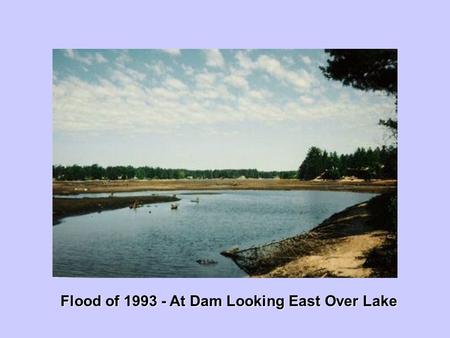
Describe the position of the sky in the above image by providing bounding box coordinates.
[53,49,396,171]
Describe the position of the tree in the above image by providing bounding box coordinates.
[297,145,397,180]
[298,147,325,180]
[136,167,145,179]
[320,49,397,137]
[320,49,397,95]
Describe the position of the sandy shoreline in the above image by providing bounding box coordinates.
[223,193,397,278]
[53,178,397,195]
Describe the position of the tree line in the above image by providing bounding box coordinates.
[297,145,397,180]
[53,144,396,182]
[52,165,297,181]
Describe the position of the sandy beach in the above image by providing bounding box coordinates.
[222,193,397,278]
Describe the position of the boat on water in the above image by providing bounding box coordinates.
[171,203,179,210]
[190,197,200,203]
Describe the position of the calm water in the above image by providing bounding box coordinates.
[53,190,375,277]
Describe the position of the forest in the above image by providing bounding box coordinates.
[52,165,297,181]
[297,145,397,180]
[52,144,396,182]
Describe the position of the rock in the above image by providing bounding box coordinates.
[196,259,218,265]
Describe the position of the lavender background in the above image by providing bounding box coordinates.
[1,0,449,336]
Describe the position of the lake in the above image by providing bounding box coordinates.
[53,190,376,277]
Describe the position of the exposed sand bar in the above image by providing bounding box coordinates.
[53,195,179,225]
[53,179,397,195]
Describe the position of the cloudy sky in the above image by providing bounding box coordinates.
[53,49,396,170]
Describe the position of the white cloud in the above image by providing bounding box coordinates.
[116,51,132,66]
[162,49,181,56]
[182,64,195,75]
[234,51,314,91]
[256,55,313,90]
[300,95,315,104]
[165,77,187,90]
[249,90,270,100]
[224,73,248,90]
[195,72,217,87]
[235,51,254,71]
[95,53,107,63]
[205,49,225,68]
[54,51,396,135]
[145,61,173,76]
[65,49,75,58]
[64,49,93,65]
[64,49,108,65]
[111,68,146,85]
[300,55,312,65]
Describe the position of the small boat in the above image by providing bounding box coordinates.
[190,197,200,203]
[171,203,178,210]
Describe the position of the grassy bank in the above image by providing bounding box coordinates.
[222,192,397,278]
[53,195,179,225]
[53,178,397,195]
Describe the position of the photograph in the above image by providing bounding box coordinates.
[52,48,397,278]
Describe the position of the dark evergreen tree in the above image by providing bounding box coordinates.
[321,49,397,138]
[297,146,397,180]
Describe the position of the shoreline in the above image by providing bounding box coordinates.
[53,182,397,277]
[53,178,397,195]
[222,192,397,278]
[53,195,179,225]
